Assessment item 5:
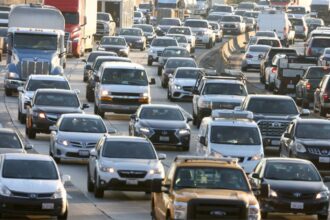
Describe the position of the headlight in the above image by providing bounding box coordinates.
[52,186,66,199]
[72,37,79,42]
[248,204,260,220]
[150,167,162,175]
[0,184,11,197]
[174,84,182,90]
[251,154,263,161]
[140,92,148,98]
[199,100,212,108]
[295,143,306,153]
[99,165,115,173]
[34,112,46,119]
[316,191,329,199]
[56,139,69,146]
[140,127,151,133]
[101,90,108,96]
[8,72,19,79]
[173,201,187,220]
[98,47,105,51]
[269,189,277,198]
[178,129,190,135]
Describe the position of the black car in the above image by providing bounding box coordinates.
[97,36,130,57]
[129,104,192,151]
[133,24,156,44]
[118,28,146,51]
[280,118,330,174]
[82,51,117,82]
[25,89,89,139]
[85,56,132,102]
[295,66,330,108]
[157,46,191,75]
[249,158,329,220]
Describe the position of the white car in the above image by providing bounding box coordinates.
[209,21,223,42]
[264,54,283,91]
[17,75,71,124]
[168,67,202,101]
[241,45,271,71]
[184,19,215,49]
[87,136,166,198]
[166,34,191,53]
[0,153,70,219]
[147,37,179,66]
[167,26,196,52]
[318,47,330,66]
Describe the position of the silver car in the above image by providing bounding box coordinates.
[0,128,32,154]
[49,114,111,163]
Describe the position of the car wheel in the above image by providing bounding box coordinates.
[18,110,26,124]
[5,88,12,96]
[86,88,94,102]
[157,67,162,76]
[265,83,269,90]
[320,107,327,117]
[148,59,153,66]
[87,167,94,192]
[57,204,68,220]
[317,214,328,220]
[94,176,104,198]
[269,83,274,91]
[196,115,203,128]
[27,127,36,139]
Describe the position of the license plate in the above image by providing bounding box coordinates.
[126,179,138,185]
[271,140,280,146]
[42,203,54,210]
[78,150,90,157]
[290,202,304,209]
[159,136,169,142]
[287,84,295,89]
[319,157,330,163]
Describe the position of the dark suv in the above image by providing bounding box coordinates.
[25,89,89,139]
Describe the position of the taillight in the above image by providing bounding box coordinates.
[246,54,253,59]
[271,67,277,73]
[306,83,311,90]
[323,93,329,102]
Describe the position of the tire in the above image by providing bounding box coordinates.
[269,83,274,91]
[148,59,153,66]
[27,127,36,139]
[161,81,166,88]
[94,176,104,198]
[317,214,328,220]
[57,205,68,220]
[83,76,88,82]
[5,88,12,96]
[86,88,94,102]
[18,110,26,124]
[193,114,197,126]
[94,104,105,118]
[157,67,162,76]
[87,167,94,192]
[167,89,171,100]
[182,143,190,151]
[320,107,327,117]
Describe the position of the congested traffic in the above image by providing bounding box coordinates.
[0,0,329,219]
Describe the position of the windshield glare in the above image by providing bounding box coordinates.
[296,123,330,139]
[247,98,298,115]
[0,133,22,149]
[3,160,58,180]
[27,80,70,91]
[174,167,249,191]
[59,117,106,133]
[102,141,156,159]
[101,37,126,45]
[211,126,261,145]
[264,162,320,181]
[14,33,57,50]
[203,83,247,96]
[140,107,184,120]
[101,68,148,86]
[35,92,79,107]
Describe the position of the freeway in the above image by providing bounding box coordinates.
[0,37,329,220]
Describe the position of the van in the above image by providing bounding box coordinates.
[305,36,330,57]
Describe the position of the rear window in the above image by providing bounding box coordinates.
[249,46,270,53]
[268,49,297,60]
[290,19,303,26]
[184,20,208,28]
[257,39,281,47]
[311,38,330,47]
[256,32,275,37]
[305,68,330,79]
[151,38,178,47]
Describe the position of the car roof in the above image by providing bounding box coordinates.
[0,128,17,134]
[3,153,53,162]
[209,118,257,127]
[204,78,244,84]
[264,157,313,164]
[248,44,271,49]
[140,104,181,110]
[95,56,131,63]
[61,113,102,119]
[28,75,68,81]
[101,62,144,70]
[256,37,279,40]
[121,27,142,31]
[247,94,293,100]
[105,136,149,143]
[35,88,76,94]
[311,36,330,40]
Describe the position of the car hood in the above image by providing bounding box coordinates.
[253,114,299,121]
[57,131,105,143]
[101,158,158,170]
[33,106,82,114]
[101,84,148,94]
[3,178,59,194]
[0,148,25,154]
[210,143,263,157]
[139,119,187,129]
[298,138,330,147]
[222,21,240,25]
[265,179,326,193]
[190,27,208,33]
[150,46,166,51]
[203,95,245,103]
[174,78,197,86]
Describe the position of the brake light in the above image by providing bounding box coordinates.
[271,67,277,73]
[323,93,329,101]
[246,54,253,59]
[306,83,311,90]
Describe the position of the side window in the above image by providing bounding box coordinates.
[96,138,105,156]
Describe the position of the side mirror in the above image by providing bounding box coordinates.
[82,103,90,109]
[49,125,57,131]
[151,179,162,193]
[24,144,33,150]
[252,173,260,179]
[260,183,270,198]
[199,136,206,145]
[90,149,97,157]
[186,117,193,122]
[17,86,24,93]
[61,174,71,184]
[107,127,117,134]
[24,100,31,109]
[149,78,156,85]
[300,109,310,116]
[158,153,166,160]
[283,132,291,138]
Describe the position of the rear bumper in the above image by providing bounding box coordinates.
[4,78,24,90]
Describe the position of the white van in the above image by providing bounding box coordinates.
[197,110,264,174]
[257,9,295,46]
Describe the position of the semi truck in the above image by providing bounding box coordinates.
[44,0,97,58]
[5,4,66,96]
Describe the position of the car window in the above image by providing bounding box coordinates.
[296,122,330,139]
[166,59,196,68]
[247,98,299,115]
[26,80,70,91]
[101,68,148,86]
[151,39,178,47]
[210,126,261,145]
[184,20,208,28]
[59,117,106,133]
[268,49,297,60]
[305,68,330,79]
[119,29,142,36]
[87,52,116,62]
[0,133,22,149]
[101,37,126,45]
[289,19,303,26]
[257,39,281,47]
[249,46,270,53]
[139,107,184,121]
[34,92,79,107]
[160,19,180,26]
[203,83,247,96]
[134,25,153,32]
[312,38,330,47]
[102,141,156,159]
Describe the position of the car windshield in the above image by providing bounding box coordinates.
[207,15,223,22]
[234,10,245,16]
[120,29,142,36]
[166,59,196,68]
[94,58,131,70]
[163,49,189,57]
[289,19,303,26]
[264,162,320,181]
[184,20,208,28]
[306,18,323,25]
[172,35,187,43]
[62,12,79,25]
[203,83,247,96]
[247,98,299,115]
[311,38,330,47]
[256,32,275,37]
[249,46,270,53]
[160,19,180,26]
[212,5,232,12]
[14,33,57,50]
[134,12,142,17]
[305,68,330,79]
[2,160,58,180]
[296,123,330,139]
[151,39,178,47]
[168,27,191,35]
[87,52,116,62]
[101,68,148,86]
[134,25,153,32]
[173,167,249,191]
[97,13,110,21]
[102,141,156,159]
[257,39,281,47]
[238,3,255,10]
[288,7,306,14]
[0,133,22,149]
[34,92,79,107]
[101,37,126,45]
[140,107,184,120]
[26,80,70,91]
[221,16,241,22]
[59,117,106,133]
[210,126,261,145]
[175,69,200,79]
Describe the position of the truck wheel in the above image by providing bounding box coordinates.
[5,88,12,96]
[320,107,327,117]
[27,127,36,139]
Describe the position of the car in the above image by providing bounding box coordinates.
[166,34,191,53]
[25,89,89,139]
[239,95,310,148]
[96,12,116,37]
[152,156,260,220]
[241,45,271,71]
[209,4,234,14]
[0,153,70,219]
[0,128,32,154]
[147,36,179,66]
[133,11,146,24]
[249,158,329,220]
[129,104,192,150]
[307,29,330,41]
[244,17,256,32]
[97,36,130,57]
[94,62,155,116]
[305,18,325,34]
[220,15,246,35]
[87,136,165,198]
[17,75,71,124]
[243,11,260,19]
[184,19,215,49]
[289,17,308,40]
[133,24,156,43]
[314,74,330,117]
[85,56,132,102]
[198,110,264,173]
[305,36,330,57]
[168,67,202,101]
[157,46,192,76]
[255,37,282,47]
[318,48,330,66]
[118,28,146,51]
[287,5,308,18]
[157,18,181,33]
[82,51,117,82]
[255,31,279,39]
[166,26,196,52]
[192,75,248,127]
[296,66,330,108]
[280,118,330,175]
[49,114,111,163]
[208,21,223,42]
[161,57,197,88]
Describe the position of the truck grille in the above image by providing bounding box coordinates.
[307,147,330,156]
[257,120,290,137]
[117,170,147,178]
[277,191,316,200]
[11,191,53,199]
[224,24,236,29]
[187,199,247,219]
[21,60,49,80]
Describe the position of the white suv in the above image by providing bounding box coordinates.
[198,110,264,173]
[147,37,179,66]
[87,136,166,198]
[184,19,215,49]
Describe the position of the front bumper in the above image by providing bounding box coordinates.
[32,117,57,133]
[54,143,93,160]
[195,34,209,44]
[223,28,240,35]
[4,78,25,90]
[170,88,193,100]
[98,102,143,114]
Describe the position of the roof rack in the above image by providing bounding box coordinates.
[211,109,254,120]
[174,155,238,164]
